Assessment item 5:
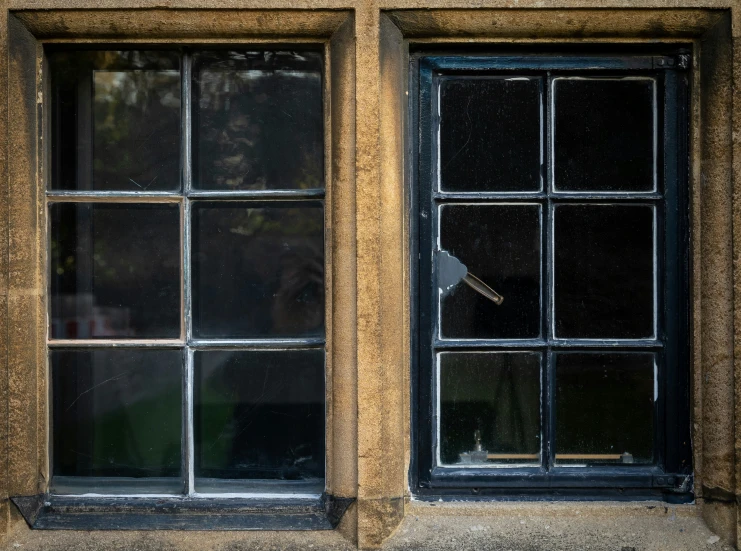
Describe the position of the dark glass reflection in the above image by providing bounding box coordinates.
[49,51,181,191]
[440,204,541,339]
[50,204,180,339]
[193,51,324,191]
[553,78,655,192]
[555,353,655,464]
[554,204,654,339]
[439,352,540,465]
[194,349,325,480]
[440,78,542,192]
[52,349,182,478]
[192,202,324,338]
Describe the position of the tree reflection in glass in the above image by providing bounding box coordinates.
[193,51,323,191]
[50,50,181,192]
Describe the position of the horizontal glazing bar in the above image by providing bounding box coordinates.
[187,189,325,200]
[48,339,326,349]
[193,478,324,498]
[434,192,546,201]
[47,192,183,203]
[433,193,663,202]
[549,193,663,201]
[189,338,325,349]
[434,339,663,350]
[52,477,183,497]
[425,55,669,72]
[48,339,184,348]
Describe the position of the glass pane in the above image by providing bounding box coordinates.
[439,204,541,339]
[193,51,323,191]
[553,78,655,192]
[194,350,325,483]
[52,349,182,479]
[554,204,654,339]
[439,352,540,466]
[439,78,541,192]
[50,204,181,339]
[192,202,324,339]
[49,50,181,192]
[555,352,655,465]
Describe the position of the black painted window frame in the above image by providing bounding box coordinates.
[410,50,693,500]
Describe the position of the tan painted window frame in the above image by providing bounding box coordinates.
[5,7,358,530]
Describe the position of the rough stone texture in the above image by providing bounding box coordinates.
[0,1,740,550]
[329,14,358,506]
[735,36,741,551]
[7,13,44,498]
[384,502,730,551]
[698,12,737,547]
[0,5,8,541]
[0,501,734,551]
[387,8,727,38]
[13,9,350,38]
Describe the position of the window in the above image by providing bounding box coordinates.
[48,49,326,498]
[412,52,692,497]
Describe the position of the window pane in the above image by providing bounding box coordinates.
[439,352,540,466]
[439,204,541,339]
[553,78,655,192]
[193,51,323,191]
[52,349,182,479]
[555,352,655,465]
[49,50,181,192]
[554,204,654,339]
[439,78,541,192]
[50,203,181,339]
[194,350,324,483]
[192,202,324,339]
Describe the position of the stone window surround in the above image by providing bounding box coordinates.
[0,2,739,549]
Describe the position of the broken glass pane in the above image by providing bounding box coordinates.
[439,204,541,339]
[49,50,181,192]
[50,203,181,339]
[439,77,542,193]
[192,201,324,339]
[52,348,182,478]
[553,78,655,192]
[554,204,654,339]
[555,352,655,465]
[193,51,323,191]
[194,349,325,482]
[439,352,540,465]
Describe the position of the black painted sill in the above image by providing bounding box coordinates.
[10,494,354,531]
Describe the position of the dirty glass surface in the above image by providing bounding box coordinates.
[439,77,541,192]
[553,78,655,192]
[52,349,182,478]
[439,352,541,465]
[555,353,655,465]
[439,204,541,339]
[192,51,323,191]
[192,201,324,339]
[194,349,325,481]
[50,203,181,339]
[553,204,654,339]
[50,51,181,192]
[48,48,327,496]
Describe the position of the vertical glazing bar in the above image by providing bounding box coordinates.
[186,347,195,495]
[182,52,195,495]
[544,73,555,471]
[183,52,193,341]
